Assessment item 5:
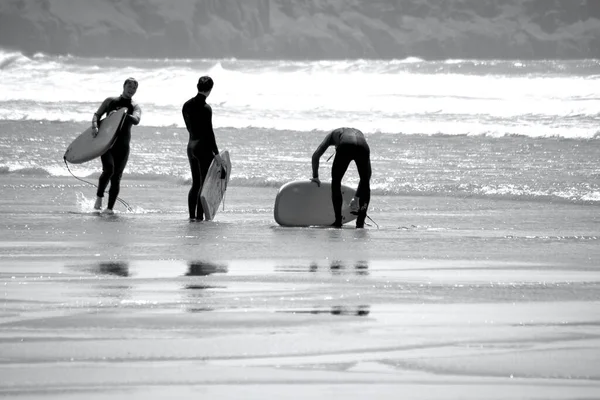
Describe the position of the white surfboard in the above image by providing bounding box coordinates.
[274,180,357,227]
[200,150,232,220]
[63,108,127,164]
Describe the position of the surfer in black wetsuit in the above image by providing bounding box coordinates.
[311,127,372,228]
[91,78,142,214]
[182,76,222,220]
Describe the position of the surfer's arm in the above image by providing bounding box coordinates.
[91,98,110,136]
[127,103,141,125]
[311,133,332,179]
[181,103,193,134]
[91,114,99,136]
[206,106,219,157]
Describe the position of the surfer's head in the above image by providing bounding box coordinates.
[197,76,214,95]
[122,78,138,99]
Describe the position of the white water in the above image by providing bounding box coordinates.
[1,51,599,138]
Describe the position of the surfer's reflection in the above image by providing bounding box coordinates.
[184,261,228,313]
[329,260,369,276]
[277,261,369,275]
[84,261,132,301]
[96,261,129,277]
[283,305,370,317]
[186,260,228,276]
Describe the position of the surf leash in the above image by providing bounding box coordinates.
[63,158,133,212]
[366,215,379,229]
[326,150,336,162]
[220,164,227,212]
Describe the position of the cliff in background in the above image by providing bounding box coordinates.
[1,0,599,60]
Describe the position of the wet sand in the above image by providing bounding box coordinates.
[1,258,600,399]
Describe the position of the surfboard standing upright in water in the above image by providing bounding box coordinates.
[182,76,223,221]
[91,78,142,214]
[200,150,232,220]
[311,127,372,228]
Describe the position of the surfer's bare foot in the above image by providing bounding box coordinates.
[94,197,102,210]
[102,208,114,215]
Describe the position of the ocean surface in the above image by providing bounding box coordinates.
[1,50,600,399]
[1,50,599,204]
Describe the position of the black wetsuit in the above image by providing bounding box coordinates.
[182,93,219,220]
[312,127,371,227]
[95,96,142,209]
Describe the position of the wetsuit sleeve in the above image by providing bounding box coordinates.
[127,102,141,125]
[182,101,193,134]
[92,97,111,128]
[311,132,333,178]
[207,105,219,156]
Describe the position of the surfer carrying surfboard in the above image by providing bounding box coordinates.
[91,78,142,214]
[182,76,223,221]
[310,127,372,228]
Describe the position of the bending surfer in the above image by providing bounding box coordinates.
[311,127,372,228]
[182,76,222,220]
[92,78,142,214]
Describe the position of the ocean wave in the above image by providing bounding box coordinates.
[0,115,598,140]
[503,235,600,242]
[2,49,599,75]
[1,51,599,139]
[0,52,26,70]
[0,166,54,177]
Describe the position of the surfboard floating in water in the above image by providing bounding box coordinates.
[64,108,127,164]
[274,180,356,227]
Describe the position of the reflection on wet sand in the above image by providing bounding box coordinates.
[186,260,228,276]
[69,261,134,301]
[280,260,369,275]
[185,261,229,313]
[282,305,371,317]
[96,261,129,277]
[68,261,131,277]
[330,260,369,276]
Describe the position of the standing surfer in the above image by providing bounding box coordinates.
[310,127,372,228]
[92,78,142,214]
[182,76,222,220]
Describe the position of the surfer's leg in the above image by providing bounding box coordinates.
[107,146,130,210]
[354,147,372,229]
[331,147,352,227]
[96,151,115,209]
[195,155,212,220]
[188,147,202,219]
